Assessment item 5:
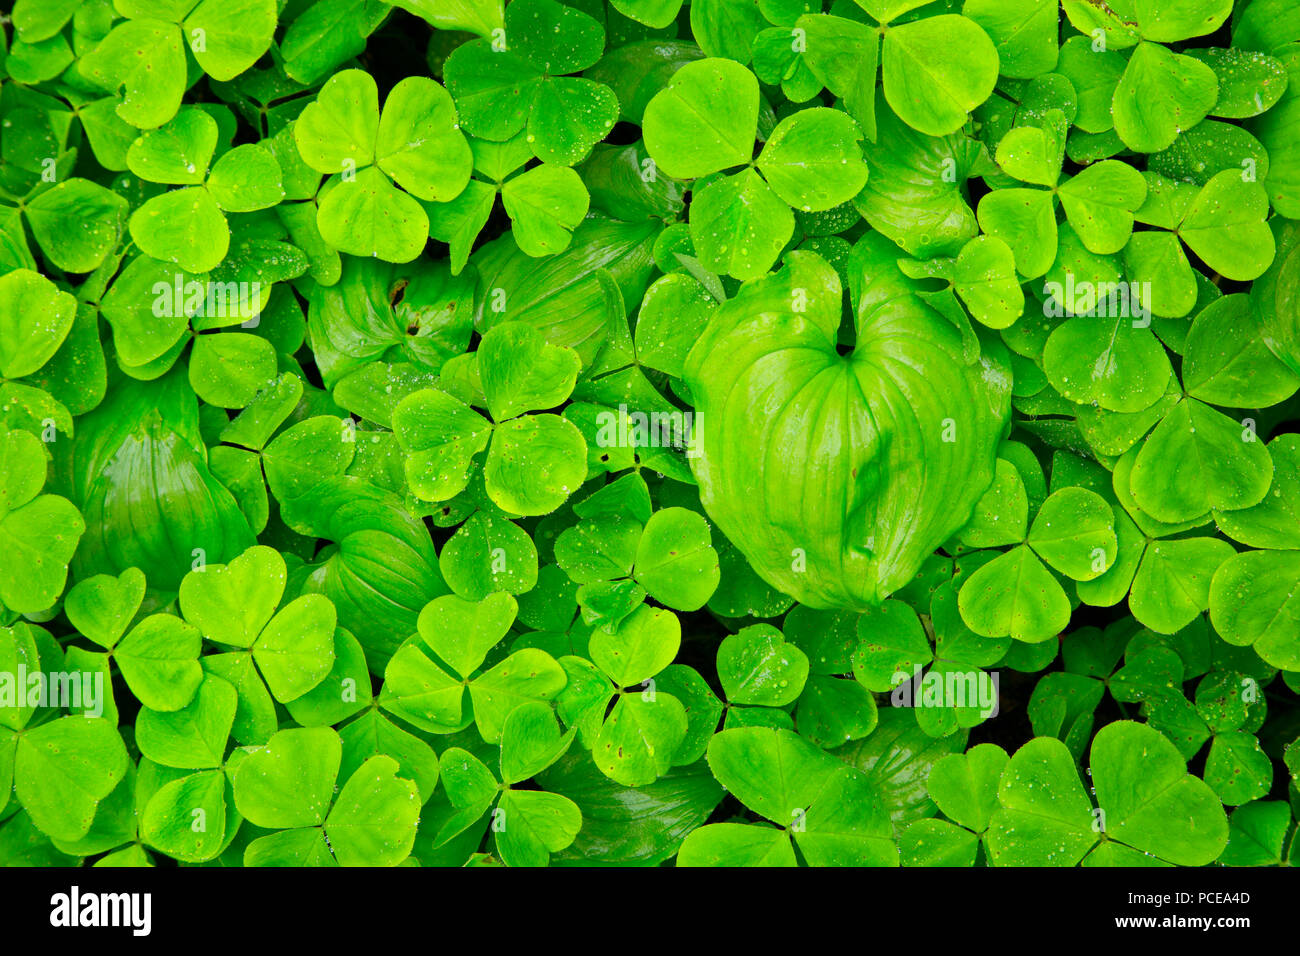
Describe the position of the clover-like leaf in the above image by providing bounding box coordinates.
[927,743,1009,835]
[1089,721,1228,864]
[1027,488,1118,582]
[1130,536,1234,635]
[958,545,1070,644]
[643,58,759,180]
[468,648,568,742]
[594,692,688,787]
[1134,0,1232,44]
[590,605,681,689]
[500,701,576,784]
[495,788,583,866]
[317,167,429,263]
[717,625,810,707]
[977,187,1057,279]
[115,614,204,712]
[14,717,129,843]
[1057,161,1148,255]
[478,323,581,423]
[0,492,85,615]
[1129,399,1273,523]
[253,594,336,703]
[418,591,518,679]
[881,15,999,138]
[1210,549,1300,670]
[140,769,230,863]
[756,108,870,213]
[294,69,381,175]
[987,721,1228,866]
[632,507,720,612]
[689,168,795,281]
[25,179,129,274]
[501,165,590,257]
[1215,435,1300,549]
[1176,171,1276,282]
[64,568,147,651]
[0,270,76,380]
[322,755,421,865]
[207,145,285,213]
[82,20,187,129]
[126,108,219,185]
[1203,731,1271,806]
[963,0,1058,80]
[995,113,1066,187]
[951,236,1024,330]
[1184,295,1300,408]
[443,0,615,165]
[1113,42,1219,154]
[179,545,287,650]
[234,726,342,829]
[128,186,229,274]
[136,673,238,771]
[852,600,933,693]
[393,388,494,502]
[483,414,587,516]
[704,725,840,825]
[374,76,473,202]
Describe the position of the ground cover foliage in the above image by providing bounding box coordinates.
[2,0,1300,868]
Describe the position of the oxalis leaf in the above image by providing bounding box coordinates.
[986,721,1228,866]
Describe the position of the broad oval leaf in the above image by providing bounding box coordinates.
[684,240,1011,610]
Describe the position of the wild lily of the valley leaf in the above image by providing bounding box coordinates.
[685,240,1012,610]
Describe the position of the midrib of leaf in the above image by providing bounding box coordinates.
[670,89,752,169]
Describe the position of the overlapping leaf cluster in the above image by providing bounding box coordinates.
[1,0,1299,868]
